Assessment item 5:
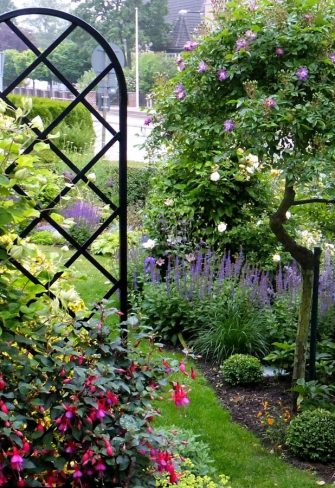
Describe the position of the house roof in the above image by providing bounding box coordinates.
[166,0,205,52]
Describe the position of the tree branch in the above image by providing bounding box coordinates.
[269,179,314,269]
[293,198,335,205]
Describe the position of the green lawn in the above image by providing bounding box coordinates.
[41,245,330,487]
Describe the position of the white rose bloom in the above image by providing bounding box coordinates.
[245,154,259,165]
[217,222,227,233]
[164,198,174,206]
[272,254,281,263]
[142,238,156,249]
[61,245,70,252]
[87,172,96,182]
[285,211,291,219]
[210,171,220,182]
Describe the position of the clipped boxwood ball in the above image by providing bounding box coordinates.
[220,354,263,386]
[286,409,335,462]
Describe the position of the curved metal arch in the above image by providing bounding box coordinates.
[0,8,128,323]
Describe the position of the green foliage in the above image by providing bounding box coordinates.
[8,94,95,152]
[0,308,183,486]
[264,342,295,372]
[220,354,263,386]
[286,409,335,462]
[291,379,335,411]
[156,471,231,488]
[137,283,194,345]
[30,229,65,246]
[145,0,335,259]
[156,427,216,477]
[74,0,170,68]
[91,229,141,255]
[191,289,271,362]
[96,164,153,206]
[128,52,176,95]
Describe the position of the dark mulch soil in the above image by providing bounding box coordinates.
[198,360,335,485]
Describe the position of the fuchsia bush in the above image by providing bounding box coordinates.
[0,308,193,487]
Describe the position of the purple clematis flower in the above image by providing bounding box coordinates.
[329,52,335,63]
[296,66,309,81]
[183,40,198,51]
[264,97,277,109]
[217,68,229,81]
[175,84,186,100]
[245,30,257,41]
[223,119,235,132]
[197,60,208,73]
[144,116,153,126]
[236,37,248,51]
[176,55,186,71]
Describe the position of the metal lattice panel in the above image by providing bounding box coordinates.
[0,8,128,320]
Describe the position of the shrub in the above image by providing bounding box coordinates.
[191,290,272,362]
[8,94,95,151]
[91,229,141,256]
[0,309,187,486]
[30,229,65,245]
[220,354,263,386]
[286,409,335,462]
[99,165,153,206]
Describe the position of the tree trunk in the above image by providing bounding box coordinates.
[269,179,314,386]
[292,267,313,382]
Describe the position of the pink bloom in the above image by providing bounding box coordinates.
[106,390,119,406]
[11,448,24,471]
[275,47,285,57]
[95,460,107,472]
[171,382,190,407]
[73,466,83,479]
[0,375,6,391]
[179,361,188,376]
[156,257,165,267]
[264,97,277,109]
[245,30,257,41]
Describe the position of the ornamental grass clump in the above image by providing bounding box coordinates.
[286,409,335,462]
[220,354,263,386]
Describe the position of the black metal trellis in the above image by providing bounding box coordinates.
[0,8,128,322]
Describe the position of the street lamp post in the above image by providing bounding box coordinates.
[135,7,139,109]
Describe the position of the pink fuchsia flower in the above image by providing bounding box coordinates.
[163,359,172,374]
[217,68,229,81]
[223,119,235,132]
[183,40,198,51]
[0,375,6,391]
[144,116,153,126]
[236,37,248,51]
[11,448,24,471]
[329,52,335,63]
[296,66,309,81]
[264,97,277,109]
[275,47,285,57]
[197,60,208,73]
[175,84,186,100]
[73,466,83,479]
[171,382,190,407]
[179,361,188,376]
[95,460,107,474]
[191,368,196,380]
[0,400,8,414]
[106,390,119,406]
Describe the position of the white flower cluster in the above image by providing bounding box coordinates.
[238,152,260,180]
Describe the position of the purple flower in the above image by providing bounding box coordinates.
[275,47,285,57]
[236,37,248,51]
[329,52,335,63]
[62,200,101,230]
[176,55,186,71]
[295,66,309,81]
[175,84,186,100]
[144,256,156,273]
[245,30,257,41]
[197,60,208,73]
[183,40,198,51]
[144,116,153,126]
[217,68,229,81]
[223,119,235,132]
[264,97,277,109]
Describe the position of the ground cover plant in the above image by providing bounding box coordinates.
[145,0,335,385]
